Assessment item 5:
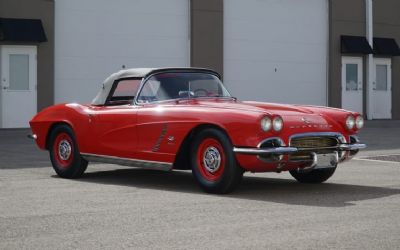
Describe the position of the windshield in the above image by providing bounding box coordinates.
[136,72,231,104]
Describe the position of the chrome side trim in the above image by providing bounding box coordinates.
[81,153,173,171]
[152,124,168,152]
[233,147,298,155]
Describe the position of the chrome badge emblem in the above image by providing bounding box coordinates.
[301,117,311,124]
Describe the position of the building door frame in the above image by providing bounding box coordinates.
[341,56,363,114]
[372,57,392,119]
[0,45,37,128]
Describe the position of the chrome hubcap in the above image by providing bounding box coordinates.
[202,146,221,173]
[58,140,72,160]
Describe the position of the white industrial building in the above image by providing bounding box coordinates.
[1,0,399,128]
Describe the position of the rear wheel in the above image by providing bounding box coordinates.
[191,128,243,194]
[289,166,337,183]
[49,124,88,178]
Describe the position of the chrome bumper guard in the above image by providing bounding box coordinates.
[233,143,366,155]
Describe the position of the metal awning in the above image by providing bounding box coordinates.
[373,37,400,56]
[341,35,373,54]
[0,18,47,42]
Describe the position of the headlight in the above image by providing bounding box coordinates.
[260,116,272,132]
[272,116,283,132]
[346,115,355,130]
[355,115,364,129]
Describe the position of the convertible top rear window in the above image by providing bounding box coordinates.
[106,79,141,106]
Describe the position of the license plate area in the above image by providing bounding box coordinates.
[314,151,339,169]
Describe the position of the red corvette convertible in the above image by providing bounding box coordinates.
[30,68,366,193]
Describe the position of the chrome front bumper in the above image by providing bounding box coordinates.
[234,143,366,172]
[234,133,366,172]
[233,143,366,155]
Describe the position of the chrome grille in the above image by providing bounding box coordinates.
[290,136,338,149]
[289,153,314,162]
[289,136,339,162]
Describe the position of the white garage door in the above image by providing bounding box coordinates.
[224,0,328,105]
[55,0,189,104]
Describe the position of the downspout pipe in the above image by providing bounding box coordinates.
[365,0,374,120]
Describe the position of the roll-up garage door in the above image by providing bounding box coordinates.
[55,0,189,103]
[224,0,328,105]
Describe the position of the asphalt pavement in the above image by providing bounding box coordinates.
[0,125,399,249]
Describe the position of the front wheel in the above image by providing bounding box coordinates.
[49,124,88,178]
[289,166,337,183]
[190,128,243,194]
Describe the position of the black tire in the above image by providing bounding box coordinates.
[48,124,88,178]
[289,166,337,183]
[190,128,244,194]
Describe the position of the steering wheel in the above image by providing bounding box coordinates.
[193,88,209,97]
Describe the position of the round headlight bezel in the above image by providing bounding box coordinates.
[346,115,355,130]
[260,116,272,132]
[272,116,283,132]
[355,115,364,129]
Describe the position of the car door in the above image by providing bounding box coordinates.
[85,79,141,159]
[134,74,194,164]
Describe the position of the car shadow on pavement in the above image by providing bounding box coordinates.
[233,176,400,207]
[67,168,400,208]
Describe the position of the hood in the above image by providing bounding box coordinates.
[194,100,317,115]
[193,99,350,132]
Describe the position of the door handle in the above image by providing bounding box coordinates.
[2,86,8,90]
